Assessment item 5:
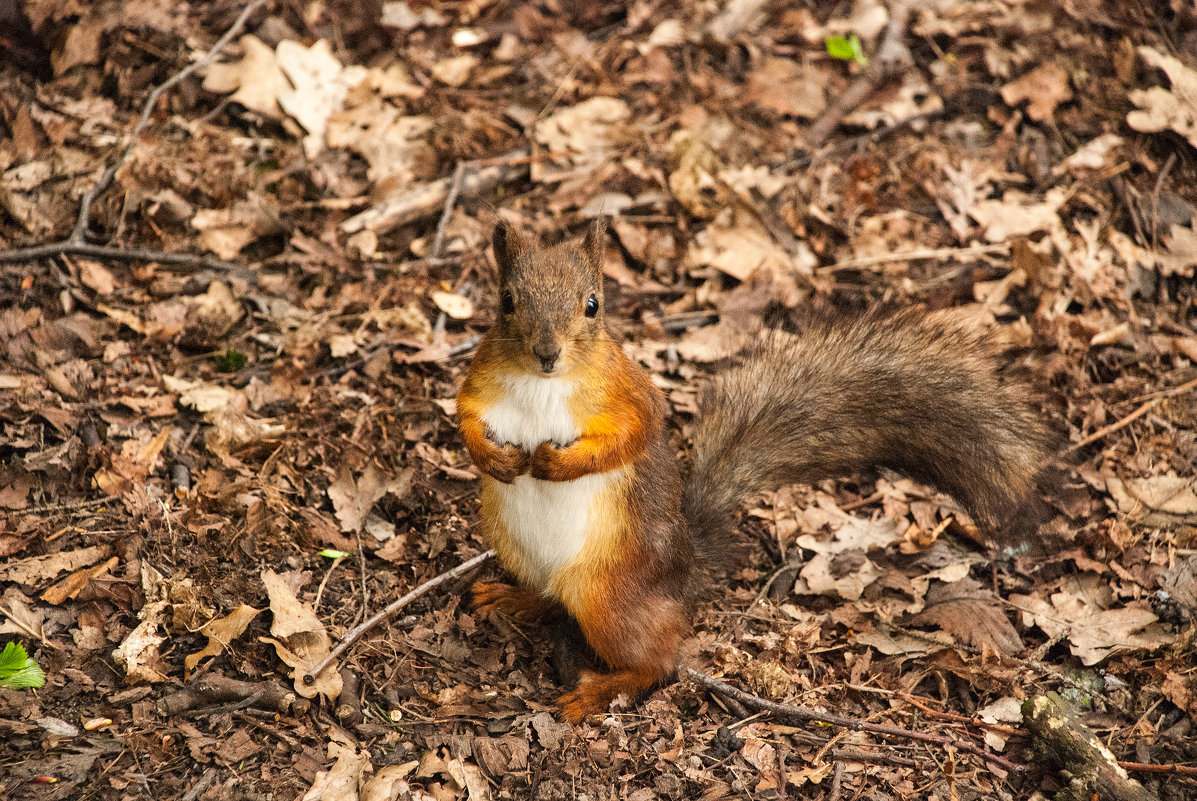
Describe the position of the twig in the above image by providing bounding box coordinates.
[69,0,269,243]
[1116,761,1197,778]
[342,149,534,237]
[827,761,846,801]
[898,693,1020,736]
[0,241,259,284]
[303,549,494,684]
[817,243,1011,275]
[806,0,914,148]
[17,496,111,515]
[1064,376,1197,455]
[181,768,218,801]
[1150,152,1177,252]
[430,162,468,260]
[685,669,1026,775]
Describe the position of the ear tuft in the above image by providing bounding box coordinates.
[492,220,530,281]
[582,217,607,277]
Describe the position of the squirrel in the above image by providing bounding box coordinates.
[456,219,1052,723]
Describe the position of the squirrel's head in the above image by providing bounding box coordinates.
[490,218,606,377]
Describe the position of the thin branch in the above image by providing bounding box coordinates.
[1064,376,1197,455]
[430,161,468,260]
[303,550,494,684]
[685,668,1026,775]
[70,0,270,244]
[817,242,1011,275]
[1116,761,1197,778]
[0,241,259,284]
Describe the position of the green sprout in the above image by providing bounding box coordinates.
[826,34,868,67]
[319,549,350,560]
[0,641,46,690]
[214,348,247,372]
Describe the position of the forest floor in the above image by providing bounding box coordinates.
[1,0,1196,799]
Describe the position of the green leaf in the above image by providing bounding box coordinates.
[319,549,350,560]
[826,34,867,66]
[214,348,247,372]
[0,641,46,690]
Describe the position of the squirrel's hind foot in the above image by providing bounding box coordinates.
[557,667,662,723]
[471,580,551,621]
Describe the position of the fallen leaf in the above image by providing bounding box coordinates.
[77,260,116,295]
[0,587,45,640]
[1127,46,1197,150]
[431,54,477,87]
[968,188,1066,241]
[908,577,1023,657]
[112,565,172,683]
[277,39,368,157]
[202,34,289,119]
[328,464,411,533]
[431,291,474,320]
[361,762,419,801]
[533,97,630,182]
[41,556,119,605]
[259,569,342,700]
[1012,580,1171,665]
[1106,475,1197,517]
[0,546,109,585]
[184,604,261,678]
[1001,62,1072,121]
[301,739,371,801]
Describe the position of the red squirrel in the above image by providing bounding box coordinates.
[456,219,1051,722]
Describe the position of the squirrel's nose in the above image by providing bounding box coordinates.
[533,345,560,373]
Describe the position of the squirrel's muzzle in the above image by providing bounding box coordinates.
[533,344,560,373]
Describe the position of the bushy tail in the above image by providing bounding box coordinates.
[682,308,1053,565]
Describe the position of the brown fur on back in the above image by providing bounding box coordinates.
[683,307,1052,571]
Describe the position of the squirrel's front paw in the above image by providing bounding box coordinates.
[483,442,530,484]
[530,441,566,480]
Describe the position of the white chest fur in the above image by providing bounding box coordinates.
[480,374,615,590]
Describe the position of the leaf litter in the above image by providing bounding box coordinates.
[0,0,1195,798]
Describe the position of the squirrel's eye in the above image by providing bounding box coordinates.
[500,291,514,314]
[584,294,599,318]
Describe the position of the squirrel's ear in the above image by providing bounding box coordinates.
[582,217,607,279]
[492,220,531,282]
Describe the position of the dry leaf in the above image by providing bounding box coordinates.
[41,556,119,605]
[184,604,261,678]
[431,54,477,87]
[908,577,1023,657]
[431,291,474,320]
[202,35,290,118]
[1012,580,1171,665]
[301,739,372,801]
[259,569,342,700]
[112,565,172,683]
[1001,62,1072,121]
[328,464,411,533]
[277,39,368,157]
[0,545,109,585]
[1127,46,1197,150]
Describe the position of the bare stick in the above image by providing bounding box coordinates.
[0,241,258,284]
[181,768,218,801]
[1064,376,1197,455]
[430,161,468,260]
[817,243,1011,275]
[685,668,1026,775]
[303,549,494,684]
[342,150,532,237]
[70,0,270,243]
[1115,762,1197,778]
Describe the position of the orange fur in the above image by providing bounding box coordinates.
[471,580,552,621]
